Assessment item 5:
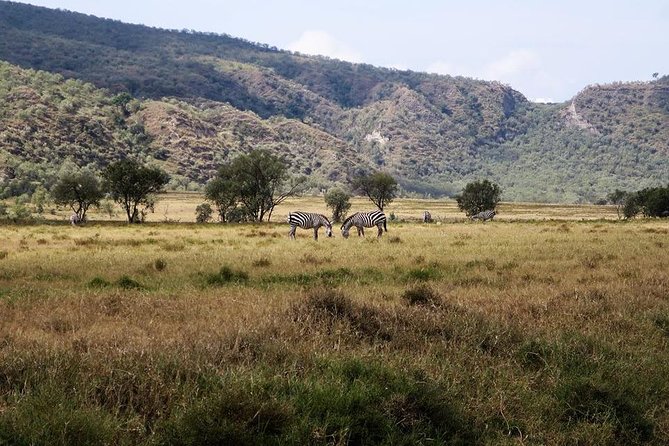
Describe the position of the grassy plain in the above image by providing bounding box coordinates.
[0,196,667,445]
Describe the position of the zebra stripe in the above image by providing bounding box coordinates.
[287,211,333,240]
[340,211,387,238]
[470,210,496,221]
[70,214,83,226]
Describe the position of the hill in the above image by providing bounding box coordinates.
[0,1,667,202]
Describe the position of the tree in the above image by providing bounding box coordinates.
[103,159,170,223]
[51,169,103,222]
[205,165,239,222]
[324,188,351,222]
[195,203,213,223]
[456,180,502,216]
[207,150,305,222]
[352,172,397,211]
[606,189,628,220]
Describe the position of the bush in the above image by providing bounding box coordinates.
[402,285,441,306]
[116,275,143,289]
[456,180,501,216]
[194,203,213,223]
[205,266,249,285]
[154,258,167,271]
[324,188,352,223]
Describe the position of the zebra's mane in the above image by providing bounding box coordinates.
[340,212,359,229]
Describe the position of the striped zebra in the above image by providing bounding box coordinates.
[287,212,333,240]
[341,211,387,238]
[471,210,496,222]
[70,214,83,226]
[423,211,432,223]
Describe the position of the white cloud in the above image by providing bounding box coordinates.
[287,30,363,63]
[483,49,539,80]
[532,97,555,103]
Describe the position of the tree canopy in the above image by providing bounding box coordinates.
[456,180,502,216]
[352,172,397,211]
[205,149,305,222]
[51,168,103,221]
[103,159,170,223]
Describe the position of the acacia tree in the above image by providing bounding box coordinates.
[324,188,352,222]
[456,180,501,216]
[51,169,103,222]
[607,189,628,220]
[206,150,305,222]
[352,172,397,211]
[103,159,169,223]
[205,165,239,222]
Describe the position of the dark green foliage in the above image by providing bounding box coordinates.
[324,188,352,222]
[194,203,212,223]
[0,1,668,204]
[50,169,103,222]
[622,185,669,219]
[154,258,168,271]
[206,150,304,222]
[205,266,249,286]
[103,159,170,223]
[116,275,143,290]
[352,172,398,211]
[87,276,110,288]
[456,180,502,216]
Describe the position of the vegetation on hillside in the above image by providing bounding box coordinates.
[0,1,667,203]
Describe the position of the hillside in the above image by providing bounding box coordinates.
[0,1,667,202]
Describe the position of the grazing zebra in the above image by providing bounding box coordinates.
[471,210,496,222]
[423,211,432,223]
[287,212,333,240]
[341,211,387,238]
[70,214,83,226]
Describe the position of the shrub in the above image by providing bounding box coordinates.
[402,285,441,307]
[194,203,213,223]
[116,275,143,290]
[455,180,501,216]
[205,266,249,285]
[154,258,167,271]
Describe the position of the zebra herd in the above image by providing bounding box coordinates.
[287,208,496,240]
[287,211,387,240]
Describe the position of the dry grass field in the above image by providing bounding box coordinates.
[0,195,667,445]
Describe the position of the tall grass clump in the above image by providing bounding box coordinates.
[205,266,249,286]
[402,284,441,307]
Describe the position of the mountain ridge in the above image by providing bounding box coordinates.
[0,1,667,202]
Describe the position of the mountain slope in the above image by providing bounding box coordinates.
[0,1,667,202]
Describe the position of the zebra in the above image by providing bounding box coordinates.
[470,210,496,222]
[70,214,83,226]
[341,211,387,238]
[287,212,333,240]
[423,211,432,223]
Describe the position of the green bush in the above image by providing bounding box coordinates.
[205,266,249,285]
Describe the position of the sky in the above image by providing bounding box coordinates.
[9,0,669,103]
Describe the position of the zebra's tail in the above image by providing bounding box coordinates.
[383,220,387,232]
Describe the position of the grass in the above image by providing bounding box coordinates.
[0,197,667,444]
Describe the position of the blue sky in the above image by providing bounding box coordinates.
[10,0,669,102]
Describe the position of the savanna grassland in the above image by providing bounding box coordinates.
[0,197,668,445]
